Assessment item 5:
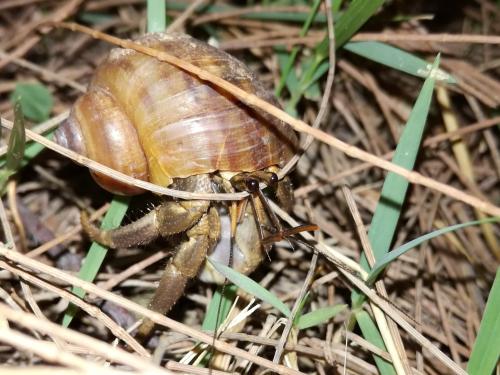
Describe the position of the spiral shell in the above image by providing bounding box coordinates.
[55,33,298,194]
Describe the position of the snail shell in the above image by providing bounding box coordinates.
[55,33,298,195]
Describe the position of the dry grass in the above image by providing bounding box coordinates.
[0,1,499,374]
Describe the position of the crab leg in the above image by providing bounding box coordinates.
[138,207,220,338]
[79,175,220,338]
[81,175,213,248]
[81,199,210,248]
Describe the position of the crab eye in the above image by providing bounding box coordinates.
[269,173,278,185]
[245,178,260,192]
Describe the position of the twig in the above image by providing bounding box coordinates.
[294,116,500,197]
[0,327,124,373]
[0,260,149,357]
[280,0,336,178]
[0,303,169,374]
[0,0,83,70]
[341,186,411,375]
[166,0,207,33]
[0,50,86,92]
[32,22,500,217]
[275,251,318,366]
[352,32,500,44]
[0,246,305,375]
[267,201,467,375]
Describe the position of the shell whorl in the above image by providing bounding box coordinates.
[55,87,150,195]
[56,33,298,195]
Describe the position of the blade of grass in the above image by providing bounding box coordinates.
[353,55,441,303]
[276,49,300,103]
[367,217,500,284]
[0,127,58,203]
[295,304,347,330]
[291,291,311,327]
[322,0,385,53]
[344,41,456,83]
[275,0,322,96]
[202,285,237,332]
[348,55,440,375]
[287,3,455,115]
[147,0,166,33]
[286,59,329,111]
[77,12,114,25]
[287,0,385,112]
[208,259,291,318]
[332,0,343,13]
[467,267,500,375]
[62,195,130,327]
[356,310,396,374]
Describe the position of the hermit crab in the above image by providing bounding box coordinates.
[54,32,299,336]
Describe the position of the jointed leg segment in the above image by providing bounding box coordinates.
[138,207,220,338]
[81,199,210,249]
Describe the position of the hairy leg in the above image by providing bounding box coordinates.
[138,206,220,338]
[81,175,212,248]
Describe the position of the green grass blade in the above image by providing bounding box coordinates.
[275,0,322,97]
[208,259,291,317]
[10,83,54,123]
[356,310,396,375]
[335,0,385,48]
[332,0,344,13]
[287,0,385,112]
[286,58,329,112]
[368,217,500,284]
[317,0,385,54]
[354,55,440,291]
[147,0,166,33]
[467,267,500,375]
[62,195,130,327]
[276,49,301,98]
[202,284,237,332]
[295,304,347,330]
[306,60,330,89]
[292,291,311,326]
[344,42,456,83]
[350,55,440,375]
